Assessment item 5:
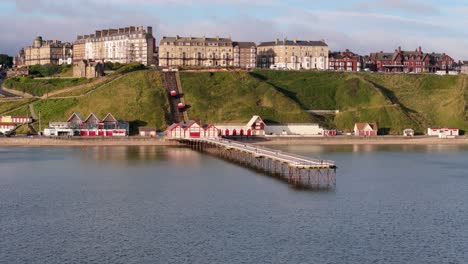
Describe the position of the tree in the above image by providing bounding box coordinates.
[0,54,13,68]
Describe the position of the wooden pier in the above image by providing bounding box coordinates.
[176,138,337,189]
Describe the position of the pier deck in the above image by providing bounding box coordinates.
[176,137,337,189]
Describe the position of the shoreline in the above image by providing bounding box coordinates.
[0,136,467,147]
[0,137,178,147]
[246,136,468,146]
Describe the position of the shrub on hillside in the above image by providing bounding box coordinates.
[115,62,146,74]
[28,64,71,77]
[104,62,123,71]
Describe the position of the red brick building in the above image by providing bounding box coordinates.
[328,50,362,71]
[369,47,455,73]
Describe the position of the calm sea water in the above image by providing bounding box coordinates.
[0,145,467,264]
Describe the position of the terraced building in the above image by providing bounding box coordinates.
[257,38,329,70]
[158,36,235,68]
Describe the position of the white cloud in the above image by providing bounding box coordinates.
[1,0,467,60]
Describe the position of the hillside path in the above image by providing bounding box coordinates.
[48,75,124,99]
[43,76,112,99]
[1,82,33,98]
[29,103,38,120]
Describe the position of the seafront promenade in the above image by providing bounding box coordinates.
[1,136,467,146]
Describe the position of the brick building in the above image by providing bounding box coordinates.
[328,50,362,71]
[233,42,256,68]
[369,47,455,73]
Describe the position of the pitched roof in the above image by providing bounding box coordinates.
[181,120,199,129]
[329,51,359,59]
[258,39,328,47]
[166,123,181,130]
[84,113,100,123]
[355,122,378,131]
[370,48,453,63]
[370,52,394,61]
[102,113,117,123]
[233,42,256,48]
[203,124,217,129]
[246,115,264,128]
[394,50,428,61]
[67,112,83,123]
[160,36,232,45]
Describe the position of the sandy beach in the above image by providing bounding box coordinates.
[0,136,467,147]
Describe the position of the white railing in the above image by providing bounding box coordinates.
[198,138,336,167]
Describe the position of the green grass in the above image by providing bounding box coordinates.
[180,71,314,124]
[56,65,74,77]
[364,73,466,130]
[0,99,35,114]
[6,105,30,117]
[251,70,467,134]
[31,70,169,133]
[4,77,91,97]
[6,69,465,135]
[49,76,117,97]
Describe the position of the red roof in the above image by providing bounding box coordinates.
[355,122,378,131]
[166,123,181,131]
[203,124,217,129]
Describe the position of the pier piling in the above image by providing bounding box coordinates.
[176,138,337,189]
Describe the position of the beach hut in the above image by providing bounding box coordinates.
[354,122,378,137]
[204,124,219,138]
[184,121,203,138]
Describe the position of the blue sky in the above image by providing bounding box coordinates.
[1,0,468,59]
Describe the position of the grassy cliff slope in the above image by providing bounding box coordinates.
[2,69,466,135]
[180,71,314,124]
[4,77,91,97]
[3,71,170,133]
[252,70,467,134]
